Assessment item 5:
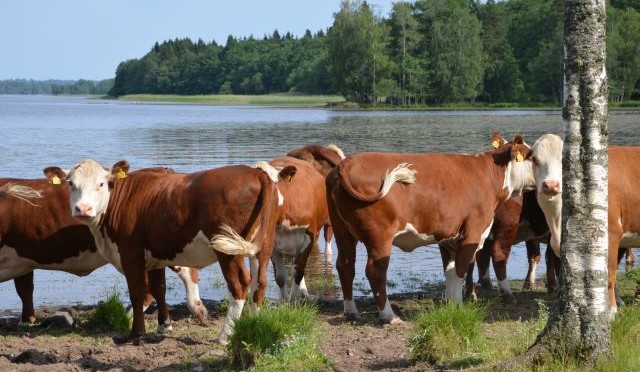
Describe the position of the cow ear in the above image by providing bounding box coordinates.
[278,165,297,182]
[111,160,130,180]
[43,166,67,185]
[512,134,525,145]
[491,131,507,148]
[512,143,530,163]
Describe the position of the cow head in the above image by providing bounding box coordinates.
[528,134,563,256]
[65,159,129,221]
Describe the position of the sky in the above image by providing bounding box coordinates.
[0,1,394,81]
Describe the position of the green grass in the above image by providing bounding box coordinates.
[408,300,488,366]
[117,93,345,106]
[86,288,131,333]
[227,301,329,370]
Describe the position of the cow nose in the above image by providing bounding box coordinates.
[75,203,93,216]
[543,180,560,195]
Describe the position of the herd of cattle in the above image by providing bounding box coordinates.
[0,132,638,344]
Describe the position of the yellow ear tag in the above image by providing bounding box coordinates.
[492,140,500,148]
[51,175,61,185]
[117,169,127,179]
[516,151,524,162]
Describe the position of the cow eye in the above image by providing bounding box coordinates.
[99,182,104,187]
[68,181,74,188]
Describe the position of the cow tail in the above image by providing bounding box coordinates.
[338,159,416,203]
[210,163,281,256]
[0,183,43,206]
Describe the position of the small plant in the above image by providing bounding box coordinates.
[87,288,131,333]
[227,301,327,370]
[409,301,487,365]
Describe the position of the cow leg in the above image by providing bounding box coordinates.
[545,246,559,292]
[464,252,478,301]
[168,266,207,324]
[291,232,316,299]
[217,254,251,344]
[608,232,623,317]
[476,239,492,289]
[364,239,400,324]
[147,268,172,333]
[271,250,289,301]
[323,223,333,263]
[329,206,360,319]
[624,247,635,273]
[14,272,36,324]
[439,240,463,303]
[523,240,541,290]
[119,245,149,342]
[251,238,272,310]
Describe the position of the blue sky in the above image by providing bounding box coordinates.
[0,1,393,81]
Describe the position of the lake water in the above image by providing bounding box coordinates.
[1,95,638,312]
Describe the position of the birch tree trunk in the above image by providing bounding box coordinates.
[542,0,611,362]
[505,0,612,366]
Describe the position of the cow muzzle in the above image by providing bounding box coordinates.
[542,180,561,195]
[74,203,94,218]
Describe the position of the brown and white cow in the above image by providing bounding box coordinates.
[0,171,207,328]
[529,134,640,315]
[466,191,552,303]
[326,135,534,323]
[269,156,328,299]
[286,144,346,260]
[60,159,295,343]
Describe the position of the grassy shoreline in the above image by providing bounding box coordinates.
[110,93,640,110]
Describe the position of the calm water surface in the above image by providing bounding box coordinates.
[1,95,638,312]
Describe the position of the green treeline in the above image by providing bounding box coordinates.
[0,79,114,95]
[109,0,640,104]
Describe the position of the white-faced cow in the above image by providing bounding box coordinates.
[60,159,295,343]
[286,144,346,260]
[326,135,534,323]
[529,134,640,315]
[0,170,207,328]
[269,156,328,299]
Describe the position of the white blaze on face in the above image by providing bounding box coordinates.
[67,159,112,222]
[530,134,563,256]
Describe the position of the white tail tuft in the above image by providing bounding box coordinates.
[1,183,43,206]
[254,161,279,183]
[379,163,416,199]
[327,144,346,160]
[211,224,258,256]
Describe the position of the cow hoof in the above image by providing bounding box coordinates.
[387,317,403,326]
[344,313,360,322]
[112,334,130,345]
[502,294,517,304]
[157,322,173,334]
[478,278,492,289]
[194,307,208,325]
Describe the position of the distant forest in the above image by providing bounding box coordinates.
[0,79,113,95]
[5,0,640,105]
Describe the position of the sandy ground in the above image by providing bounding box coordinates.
[0,285,544,371]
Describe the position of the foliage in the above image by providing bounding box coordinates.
[87,288,131,333]
[408,300,487,365]
[227,301,324,370]
[43,0,638,105]
[0,78,113,95]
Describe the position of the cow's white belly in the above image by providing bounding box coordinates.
[620,231,640,248]
[0,244,106,282]
[146,231,218,270]
[275,222,310,257]
[393,223,437,252]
